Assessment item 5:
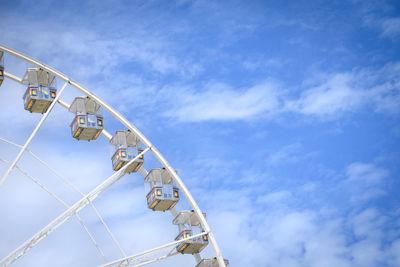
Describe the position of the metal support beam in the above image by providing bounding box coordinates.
[4,71,23,83]
[132,251,178,267]
[0,158,108,262]
[0,148,149,267]
[194,253,202,263]
[0,136,124,258]
[0,81,68,188]
[98,232,208,267]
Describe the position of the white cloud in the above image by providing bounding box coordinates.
[3,13,400,124]
[1,14,201,84]
[267,143,302,165]
[387,240,400,266]
[285,73,368,116]
[284,63,400,118]
[256,190,292,206]
[206,188,398,266]
[345,162,388,202]
[349,208,387,266]
[190,160,399,267]
[356,1,400,39]
[210,194,382,266]
[156,62,400,122]
[369,62,400,114]
[242,57,287,71]
[346,162,387,185]
[381,18,400,37]
[163,81,280,122]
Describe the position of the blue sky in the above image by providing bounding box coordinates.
[0,0,400,266]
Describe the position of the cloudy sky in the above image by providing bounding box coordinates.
[1,0,400,266]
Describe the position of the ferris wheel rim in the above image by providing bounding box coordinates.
[0,44,226,267]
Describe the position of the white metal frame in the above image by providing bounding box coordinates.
[0,136,126,260]
[0,44,226,267]
[0,156,109,262]
[0,149,149,267]
[99,232,208,267]
[0,81,68,187]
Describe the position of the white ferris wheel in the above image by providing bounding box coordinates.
[0,45,228,267]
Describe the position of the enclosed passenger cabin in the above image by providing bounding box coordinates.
[145,168,179,211]
[173,210,208,254]
[110,130,144,173]
[0,52,4,87]
[69,97,103,141]
[196,258,230,267]
[22,68,57,113]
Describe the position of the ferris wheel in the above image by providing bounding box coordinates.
[0,45,228,267]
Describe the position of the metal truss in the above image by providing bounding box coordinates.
[0,81,68,188]
[0,136,128,260]
[0,149,149,267]
[0,157,108,262]
[0,136,202,267]
[99,232,208,267]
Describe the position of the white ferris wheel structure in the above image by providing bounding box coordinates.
[0,44,228,267]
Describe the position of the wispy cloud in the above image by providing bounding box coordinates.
[356,0,400,39]
[201,161,398,267]
[1,15,201,82]
[345,162,388,202]
[163,81,280,122]
[381,18,400,37]
[284,73,368,116]
[284,63,400,118]
[267,143,303,165]
[159,62,400,122]
[3,6,400,124]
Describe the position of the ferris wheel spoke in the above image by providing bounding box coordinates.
[132,250,179,267]
[3,71,22,83]
[193,253,202,263]
[138,166,148,177]
[0,149,149,267]
[89,202,127,257]
[0,81,68,188]
[0,136,93,197]
[98,232,208,267]
[0,157,109,262]
[0,135,126,259]
[0,158,69,206]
